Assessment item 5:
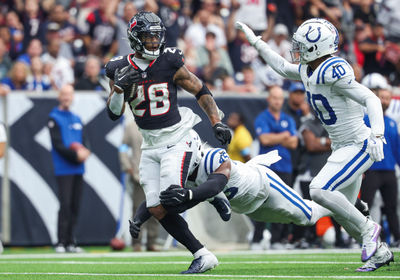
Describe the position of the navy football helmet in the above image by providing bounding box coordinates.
[127,12,166,60]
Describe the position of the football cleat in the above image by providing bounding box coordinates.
[181,253,218,274]
[209,196,231,221]
[356,242,394,272]
[361,220,381,262]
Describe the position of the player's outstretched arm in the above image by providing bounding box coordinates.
[106,79,126,121]
[160,160,231,206]
[174,66,232,145]
[235,21,301,81]
[333,78,385,161]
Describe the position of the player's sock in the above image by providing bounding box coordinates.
[307,200,332,225]
[159,213,203,254]
[193,247,211,258]
[310,188,367,231]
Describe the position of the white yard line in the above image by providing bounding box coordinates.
[0,260,362,265]
[0,272,399,279]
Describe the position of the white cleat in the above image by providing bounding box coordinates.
[361,221,381,262]
[181,253,219,274]
[356,242,394,272]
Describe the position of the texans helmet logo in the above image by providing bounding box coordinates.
[130,19,137,30]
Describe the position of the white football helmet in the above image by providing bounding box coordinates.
[291,18,339,64]
[361,73,390,90]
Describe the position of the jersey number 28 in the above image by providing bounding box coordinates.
[129,83,170,117]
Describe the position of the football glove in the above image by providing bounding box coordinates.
[368,134,386,162]
[213,123,232,145]
[114,66,140,92]
[235,21,261,46]
[129,219,141,239]
[160,185,192,206]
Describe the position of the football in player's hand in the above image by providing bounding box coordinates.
[110,237,125,251]
[69,142,84,151]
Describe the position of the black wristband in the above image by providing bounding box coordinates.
[195,84,213,100]
[191,173,228,201]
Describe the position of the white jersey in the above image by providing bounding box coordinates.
[298,57,370,150]
[254,40,384,151]
[387,99,400,133]
[188,148,269,214]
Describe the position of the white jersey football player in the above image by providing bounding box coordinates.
[235,18,393,271]
[160,148,332,227]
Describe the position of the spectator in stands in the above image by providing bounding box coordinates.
[158,0,189,48]
[75,55,104,91]
[5,11,23,55]
[184,8,226,49]
[27,56,52,92]
[234,0,277,41]
[0,122,6,253]
[196,30,234,78]
[0,38,12,80]
[83,0,118,63]
[254,85,298,249]
[202,48,230,90]
[17,39,43,66]
[41,38,74,89]
[376,0,400,43]
[48,84,90,253]
[358,22,390,76]
[226,2,259,74]
[117,2,138,56]
[235,66,261,94]
[0,61,29,95]
[119,119,159,252]
[362,88,400,248]
[22,0,47,48]
[0,25,20,61]
[45,22,74,63]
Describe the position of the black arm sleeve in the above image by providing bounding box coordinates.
[132,201,152,225]
[191,173,228,201]
[48,118,80,164]
[163,199,202,214]
[82,126,91,151]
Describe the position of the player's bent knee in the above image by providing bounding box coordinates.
[148,205,167,220]
[309,188,324,205]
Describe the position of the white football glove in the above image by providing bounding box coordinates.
[368,134,386,162]
[235,21,261,46]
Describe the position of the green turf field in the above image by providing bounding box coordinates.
[0,247,399,280]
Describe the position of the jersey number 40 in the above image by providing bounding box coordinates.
[306,91,337,125]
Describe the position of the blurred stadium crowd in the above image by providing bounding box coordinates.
[0,0,399,94]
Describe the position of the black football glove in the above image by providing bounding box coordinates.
[213,123,232,145]
[160,185,192,206]
[129,219,141,239]
[114,66,140,92]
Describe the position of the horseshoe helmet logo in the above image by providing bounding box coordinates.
[305,26,321,43]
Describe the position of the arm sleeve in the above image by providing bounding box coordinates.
[254,40,301,81]
[132,201,152,225]
[48,118,80,164]
[332,78,384,136]
[191,173,228,201]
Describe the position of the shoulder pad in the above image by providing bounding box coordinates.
[316,57,354,85]
[202,148,229,176]
[105,55,129,80]
[162,47,185,68]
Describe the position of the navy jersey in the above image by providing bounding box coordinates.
[105,47,185,130]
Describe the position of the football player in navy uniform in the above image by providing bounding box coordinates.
[105,12,231,274]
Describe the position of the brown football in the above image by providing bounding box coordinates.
[110,237,125,251]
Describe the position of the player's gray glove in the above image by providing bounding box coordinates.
[213,123,232,145]
[368,134,386,162]
[160,185,193,206]
[129,219,141,239]
[114,66,140,92]
[235,21,261,46]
